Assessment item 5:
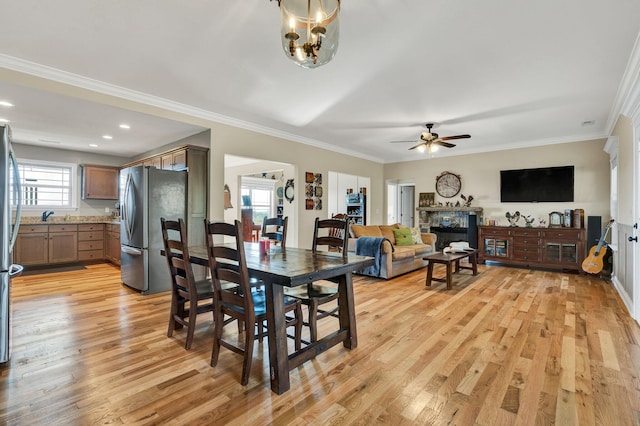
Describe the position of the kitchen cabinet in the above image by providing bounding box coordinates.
[15,224,78,265]
[78,224,104,261]
[161,149,187,171]
[14,225,48,266]
[47,225,78,263]
[81,165,119,200]
[104,223,121,265]
[144,156,161,169]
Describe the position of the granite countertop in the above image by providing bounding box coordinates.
[19,215,121,225]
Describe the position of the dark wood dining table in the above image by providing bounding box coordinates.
[180,243,374,394]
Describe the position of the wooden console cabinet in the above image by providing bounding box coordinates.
[478,226,585,272]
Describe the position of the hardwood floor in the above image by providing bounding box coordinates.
[2,262,639,425]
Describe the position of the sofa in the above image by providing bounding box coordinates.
[347,223,437,279]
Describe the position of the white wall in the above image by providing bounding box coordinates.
[384,138,611,227]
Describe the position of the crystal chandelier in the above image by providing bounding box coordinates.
[272,0,340,69]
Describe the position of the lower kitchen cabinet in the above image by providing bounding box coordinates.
[104,223,121,265]
[78,223,105,261]
[15,224,78,265]
[14,225,49,266]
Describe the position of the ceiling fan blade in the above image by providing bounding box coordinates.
[434,140,457,148]
[389,140,416,144]
[440,134,471,141]
[408,142,426,151]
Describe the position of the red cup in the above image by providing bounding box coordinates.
[259,238,270,255]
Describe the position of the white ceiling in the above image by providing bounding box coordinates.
[1,1,639,163]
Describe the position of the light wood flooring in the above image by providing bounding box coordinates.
[1,262,639,425]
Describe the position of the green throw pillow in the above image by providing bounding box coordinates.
[393,227,413,246]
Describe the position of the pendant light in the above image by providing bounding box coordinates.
[272,0,340,69]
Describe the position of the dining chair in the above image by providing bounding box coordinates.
[261,216,288,248]
[285,217,349,343]
[161,217,216,350]
[204,219,303,385]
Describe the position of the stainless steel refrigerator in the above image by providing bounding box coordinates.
[120,166,186,294]
[1,124,23,363]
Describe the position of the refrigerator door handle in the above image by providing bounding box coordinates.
[122,172,136,242]
[121,246,142,256]
[9,264,23,278]
[9,145,22,250]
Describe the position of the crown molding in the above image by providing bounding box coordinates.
[0,54,385,164]
[606,31,640,132]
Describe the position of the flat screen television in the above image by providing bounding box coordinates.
[500,166,574,202]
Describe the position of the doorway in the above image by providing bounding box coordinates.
[399,185,415,228]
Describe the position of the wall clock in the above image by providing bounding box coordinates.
[435,171,462,198]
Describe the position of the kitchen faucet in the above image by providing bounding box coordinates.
[42,210,55,222]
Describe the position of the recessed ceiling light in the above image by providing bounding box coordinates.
[119,124,130,129]
[582,120,595,126]
[89,144,99,148]
[102,135,113,140]
[0,118,9,123]
[0,101,14,107]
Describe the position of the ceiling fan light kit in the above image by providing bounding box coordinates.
[272,0,340,68]
[392,123,471,154]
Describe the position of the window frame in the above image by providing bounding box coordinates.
[240,176,277,226]
[13,158,78,211]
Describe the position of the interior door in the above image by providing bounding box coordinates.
[633,122,640,320]
[399,185,415,227]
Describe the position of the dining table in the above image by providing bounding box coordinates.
[179,243,374,394]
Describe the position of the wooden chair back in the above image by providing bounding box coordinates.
[161,217,197,299]
[312,217,349,256]
[204,219,253,316]
[261,216,288,248]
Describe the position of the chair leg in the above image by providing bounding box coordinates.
[294,302,303,351]
[240,319,255,386]
[184,300,198,350]
[210,309,225,367]
[308,300,319,343]
[167,296,177,338]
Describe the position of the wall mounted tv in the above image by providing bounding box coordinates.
[500,166,574,202]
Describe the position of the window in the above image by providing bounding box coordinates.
[240,176,277,225]
[12,160,77,209]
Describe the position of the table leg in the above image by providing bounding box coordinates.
[454,260,460,273]
[265,283,289,394]
[338,271,357,349]
[471,252,478,275]
[446,262,453,290]
[426,262,434,287]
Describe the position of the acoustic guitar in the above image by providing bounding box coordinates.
[582,219,614,274]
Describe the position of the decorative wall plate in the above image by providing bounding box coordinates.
[284,179,294,203]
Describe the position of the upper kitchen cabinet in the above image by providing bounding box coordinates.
[81,165,120,200]
[161,149,187,171]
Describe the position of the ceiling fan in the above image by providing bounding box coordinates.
[391,123,471,152]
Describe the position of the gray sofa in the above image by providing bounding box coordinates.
[347,223,437,279]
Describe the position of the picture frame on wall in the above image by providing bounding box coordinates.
[305,198,314,210]
[305,172,314,183]
[419,192,435,207]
